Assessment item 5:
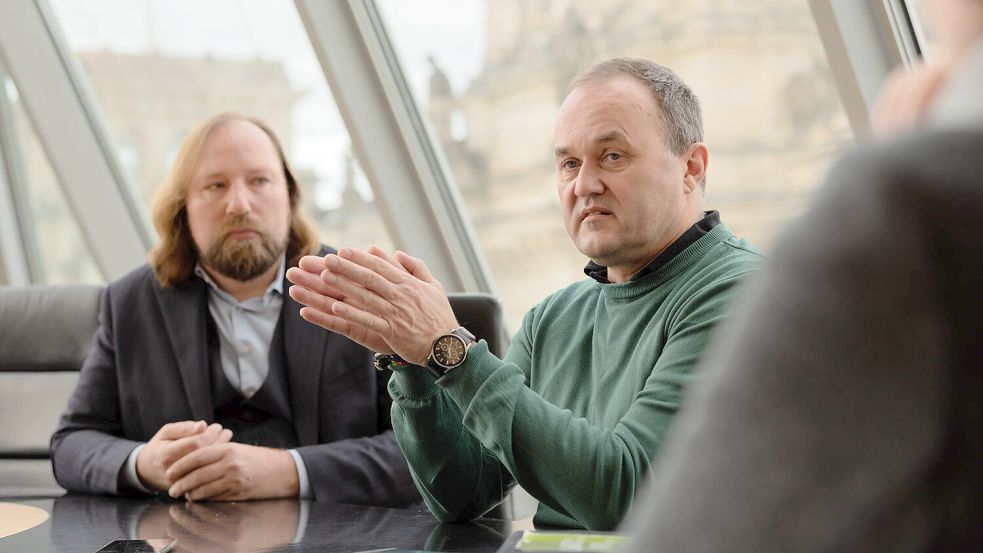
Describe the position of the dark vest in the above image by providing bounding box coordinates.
[206,313,300,448]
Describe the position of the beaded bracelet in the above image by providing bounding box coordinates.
[373,353,411,372]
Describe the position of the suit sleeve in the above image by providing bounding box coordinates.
[295,352,421,507]
[50,286,145,495]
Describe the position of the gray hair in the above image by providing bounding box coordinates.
[570,58,704,157]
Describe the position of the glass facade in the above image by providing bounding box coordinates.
[48,0,394,265]
[378,0,854,327]
[3,76,102,284]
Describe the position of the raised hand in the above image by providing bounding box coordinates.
[316,247,459,365]
[287,254,394,353]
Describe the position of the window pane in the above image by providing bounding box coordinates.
[904,0,940,60]
[48,0,393,257]
[379,0,854,328]
[5,77,103,284]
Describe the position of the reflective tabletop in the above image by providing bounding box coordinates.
[0,495,526,552]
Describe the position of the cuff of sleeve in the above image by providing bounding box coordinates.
[436,340,501,407]
[123,443,154,494]
[288,449,313,500]
[388,365,441,400]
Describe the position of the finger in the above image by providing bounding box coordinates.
[166,511,225,553]
[331,300,392,337]
[366,246,406,271]
[324,253,400,299]
[165,439,227,484]
[167,503,216,538]
[394,251,438,283]
[338,247,415,286]
[299,305,349,333]
[287,266,348,301]
[299,306,393,354]
[184,474,235,502]
[154,420,206,441]
[298,255,329,275]
[320,269,390,316]
[289,282,344,314]
[159,423,224,467]
[212,428,233,446]
[168,452,228,499]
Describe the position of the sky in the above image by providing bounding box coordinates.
[47,0,486,208]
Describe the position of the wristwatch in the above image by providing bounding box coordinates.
[426,327,477,378]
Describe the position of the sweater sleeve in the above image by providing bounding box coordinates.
[388,331,528,521]
[434,278,744,531]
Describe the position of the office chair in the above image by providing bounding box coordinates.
[0,284,102,497]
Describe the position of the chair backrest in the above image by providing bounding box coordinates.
[446,292,509,357]
[0,284,102,497]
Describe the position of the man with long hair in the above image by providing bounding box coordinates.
[51,113,418,506]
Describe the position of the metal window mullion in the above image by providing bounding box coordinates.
[882,0,922,65]
[808,0,908,137]
[0,0,152,281]
[0,67,43,285]
[294,0,495,294]
[355,1,495,294]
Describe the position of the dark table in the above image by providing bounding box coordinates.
[0,495,528,552]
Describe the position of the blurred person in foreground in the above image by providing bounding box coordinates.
[622,0,983,550]
[51,113,417,506]
[287,58,763,530]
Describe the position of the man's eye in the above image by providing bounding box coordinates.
[561,159,579,170]
[206,182,224,190]
[605,152,623,161]
[252,177,271,185]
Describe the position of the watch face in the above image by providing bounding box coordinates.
[433,334,467,368]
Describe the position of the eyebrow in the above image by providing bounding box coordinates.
[197,167,276,181]
[554,130,627,158]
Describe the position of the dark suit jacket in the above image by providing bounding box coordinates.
[623,130,983,550]
[50,247,419,507]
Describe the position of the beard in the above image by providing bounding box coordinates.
[199,216,288,282]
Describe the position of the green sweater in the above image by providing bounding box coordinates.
[389,224,762,530]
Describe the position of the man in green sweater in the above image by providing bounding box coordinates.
[286,58,762,530]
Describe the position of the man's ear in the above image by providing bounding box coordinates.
[682,142,709,194]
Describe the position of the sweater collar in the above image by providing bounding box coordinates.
[583,210,721,284]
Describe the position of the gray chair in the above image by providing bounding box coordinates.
[447,292,509,359]
[0,284,102,498]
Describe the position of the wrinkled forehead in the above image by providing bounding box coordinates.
[554,77,662,148]
[194,120,282,178]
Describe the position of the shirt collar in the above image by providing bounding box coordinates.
[194,256,286,306]
[584,210,721,284]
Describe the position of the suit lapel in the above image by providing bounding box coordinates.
[155,280,214,422]
[283,271,326,445]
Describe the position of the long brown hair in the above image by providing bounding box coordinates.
[148,113,319,287]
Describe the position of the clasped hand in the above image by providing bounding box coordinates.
[286,246,459,365]
[136,420,298,501]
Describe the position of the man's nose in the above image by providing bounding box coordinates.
[225,180,252,216]
[573,162,605,197]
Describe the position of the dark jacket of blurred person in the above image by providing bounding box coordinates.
[623,4,983,551]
